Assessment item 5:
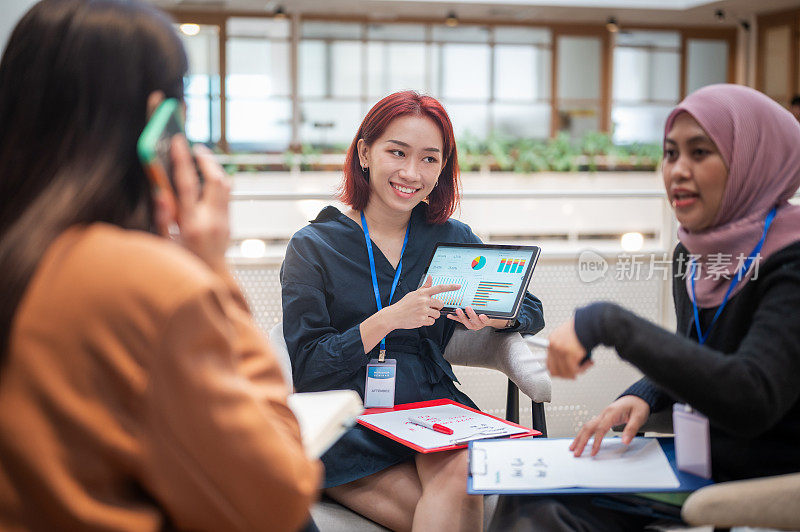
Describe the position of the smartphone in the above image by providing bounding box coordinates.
[137,98,201,198]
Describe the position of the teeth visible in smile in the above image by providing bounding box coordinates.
[392,184,416,194]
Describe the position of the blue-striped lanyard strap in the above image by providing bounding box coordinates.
[361,211,411,362]
[690,206,777,345]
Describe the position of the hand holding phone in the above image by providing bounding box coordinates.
[138,98,203,200]
[141,99,230,274]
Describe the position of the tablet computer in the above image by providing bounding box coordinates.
[418,243,541,320]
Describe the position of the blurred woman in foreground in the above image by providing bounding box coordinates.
[0,1,319,530]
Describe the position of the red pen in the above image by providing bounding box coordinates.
[408,416,454,435]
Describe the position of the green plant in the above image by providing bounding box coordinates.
[266,131,661,175]
[580,131,614,156]
[580,131,614,172]
[543,132,577,172]
[486,132,514,171]
[287,143,321,171]
[512,138,548,173]
[628,142,663,164]
[456,131,486,172]
[330,142,350,153]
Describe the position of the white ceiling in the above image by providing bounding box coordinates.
[154,0,800,26]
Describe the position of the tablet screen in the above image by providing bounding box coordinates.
[420,243,541,319]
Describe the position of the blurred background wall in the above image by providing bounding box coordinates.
[0,0,37,55]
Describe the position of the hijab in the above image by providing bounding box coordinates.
[665,84,800,307]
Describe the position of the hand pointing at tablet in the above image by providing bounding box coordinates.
[359,276,461,352]
[390,276,461,329]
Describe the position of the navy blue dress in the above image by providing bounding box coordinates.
[280,204,545,488]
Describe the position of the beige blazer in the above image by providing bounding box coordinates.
[0,224,320,531]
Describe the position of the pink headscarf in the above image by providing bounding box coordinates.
[665,84,800,307]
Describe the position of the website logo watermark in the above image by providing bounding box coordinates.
[577,250,608,283]
[577,250,762,283]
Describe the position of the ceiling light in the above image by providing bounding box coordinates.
[445,11,459,27]
[605,17,619,33]
[179,23,200,36]
[714,9,725,22]
[274,6,287,20]
[240,239,267,258]
[620,232,644,252]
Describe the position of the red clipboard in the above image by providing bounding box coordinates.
[357,398,540,453]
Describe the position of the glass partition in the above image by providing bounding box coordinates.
[178,24,220,145]
[686,39,728,94]
[171,14,739,151]
[226,17,291,150]
[368,42,427,97]
[612,31,679,143]
[557,35,602,139]
[299,22,364,147]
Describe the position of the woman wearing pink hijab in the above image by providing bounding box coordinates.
[492,84,800,531]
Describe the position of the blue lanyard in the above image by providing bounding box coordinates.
[361,211,411,362]
[690,206,777,345]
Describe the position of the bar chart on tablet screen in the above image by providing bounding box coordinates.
[430,276,468,307]
[472,281,515,308]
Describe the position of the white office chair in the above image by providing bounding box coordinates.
[681,472,800,529]
[617,412,800,530]
[268,322,551,532]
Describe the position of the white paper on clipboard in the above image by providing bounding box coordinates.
[469,438,680,492]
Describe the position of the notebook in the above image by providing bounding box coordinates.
[287,390,363,458]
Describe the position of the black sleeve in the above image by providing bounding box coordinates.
[573,265,800,437]
[575,303,674,412]
[280,238,368,392]
[621,377,675,413]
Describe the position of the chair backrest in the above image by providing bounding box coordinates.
[268,322,294,394]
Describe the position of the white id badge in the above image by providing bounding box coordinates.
[673,403,712,479]
[364,359,397,408]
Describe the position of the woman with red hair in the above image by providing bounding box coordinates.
[281,91,544,530]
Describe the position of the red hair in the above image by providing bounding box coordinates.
[340,91,460,225]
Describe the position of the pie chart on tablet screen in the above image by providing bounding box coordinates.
[471,256,486,270]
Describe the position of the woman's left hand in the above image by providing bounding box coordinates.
[446,306,510,330]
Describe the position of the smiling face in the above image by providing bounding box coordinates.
[662,112,729,232]
[357,114,445,216]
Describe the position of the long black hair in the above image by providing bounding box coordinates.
[0,0,188,359]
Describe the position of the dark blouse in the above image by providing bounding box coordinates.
[574,242,800,481]
[281,204,545,487]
